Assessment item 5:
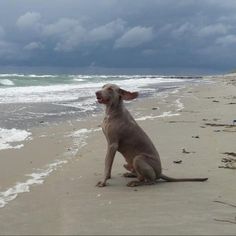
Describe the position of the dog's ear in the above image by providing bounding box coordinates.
[119,88,139,100]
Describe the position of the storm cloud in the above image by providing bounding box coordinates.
[114,26,154,48]
[1,0,236,74]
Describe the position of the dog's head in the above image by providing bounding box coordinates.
[95,84,138,106]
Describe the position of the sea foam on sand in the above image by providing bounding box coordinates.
[0,127,101,208]
[136,111,180,121]
[0,160,67,208]
[0,128,31,150]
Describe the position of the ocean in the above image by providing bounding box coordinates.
[0,73,202,151]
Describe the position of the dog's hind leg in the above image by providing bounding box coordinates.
[123,163,137,178]
[126,155,156,187]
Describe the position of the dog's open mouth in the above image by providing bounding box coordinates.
[97,97,103,103]
[96,95,109,104]
[96,95,104,104]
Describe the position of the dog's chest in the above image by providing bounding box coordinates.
[102,116,110,135]
[102,115,121,138]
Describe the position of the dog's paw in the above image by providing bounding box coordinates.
[123,172,137,178]
[127,180,140,187]
[96,181,107,187]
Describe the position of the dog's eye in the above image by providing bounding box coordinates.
[108,87,113,92]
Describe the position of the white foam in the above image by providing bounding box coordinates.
[73,78,85,82]
[158,111,180,117]
[0,127,101,208]
[0,159,67,208]
[0,128,31,150]
[0,75,186,104]
[56,97,97,112]
[71,128,93,136]
[0,74,57,78]
[0,74,25,77]
[27,74,57,78]
[68,127,101,154]
[136,111,180,121]
[0,83,103,104]
[69,75,94,79]
[112,77,184,90]
[0,79,14,86]
[175,98,184,111]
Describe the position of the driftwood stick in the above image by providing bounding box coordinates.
[214,218,236,224]
[213,200,236,208]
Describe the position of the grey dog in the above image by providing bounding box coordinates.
[95,84,208,187]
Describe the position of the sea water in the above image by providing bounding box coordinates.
[0,73,202,149]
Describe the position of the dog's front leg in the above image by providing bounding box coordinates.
[96,143,118,187]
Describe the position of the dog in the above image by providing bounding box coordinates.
[95,84,208,187]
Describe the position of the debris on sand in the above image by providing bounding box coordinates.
[214,130,221,132]
[214,218,236,224]
[182,148,195,154]
[205,123,235,128]
[182,148,190,154]
[168,120,195,123]
[173,160,182,164]
[222,129,236,132]
[223,152,236,157]
[218,153,236,169]
[213,200,236,208]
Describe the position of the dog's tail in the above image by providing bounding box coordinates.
[160,174,208,182]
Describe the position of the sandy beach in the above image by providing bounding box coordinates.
[0,74,236,235]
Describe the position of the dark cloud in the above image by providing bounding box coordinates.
[0,26,5,38]
[0,0,236,74]
[114,26,154,48]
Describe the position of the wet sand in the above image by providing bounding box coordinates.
[0,74,236,235]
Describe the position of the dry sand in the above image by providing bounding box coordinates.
[0,75,236,235]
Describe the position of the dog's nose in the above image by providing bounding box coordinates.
[96,91,101,97]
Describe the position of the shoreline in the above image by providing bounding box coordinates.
[0,74,206,131]
[0,74,236,234]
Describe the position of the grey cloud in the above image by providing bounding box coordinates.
[1,0,236,73]
[16,12,42,30]
[40,17,126,51]
[142,49,158,56]
[24,42,44,50]
[0,26,5,38]
[54,25,86,52]
[37,17,126,51]
[207,0,236,8]
[114,26,154,48]
[0,41,11,57]
[42,18,86,51]
[0,40,27,61]
[216,35,236,46]
[171,23,195,38]
[171,22,231,40]
[88,19,126,42]
[197,23,230,37]
[42,18,81,37]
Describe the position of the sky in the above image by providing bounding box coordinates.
[1,0,236,74]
